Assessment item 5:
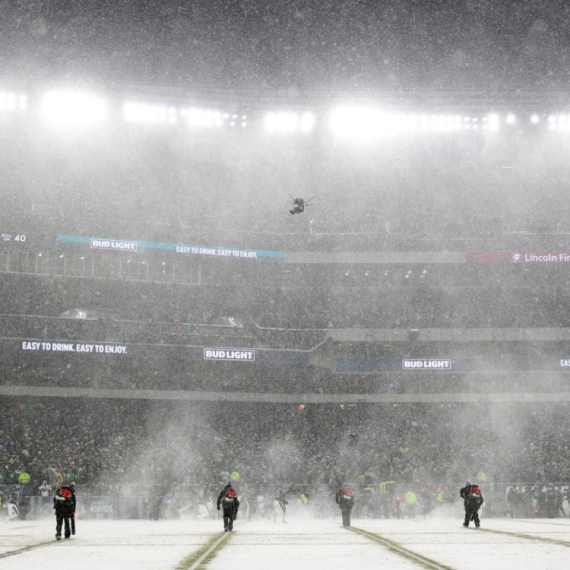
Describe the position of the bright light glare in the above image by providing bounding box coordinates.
[42,90,107,125]
[264,111,314,133]
[530,114,540,124]
[300,112,315,133]
[330,107,464,138]
[485,114,500,132]
[265,112,296,133]
[124,103,177,124]
[181,108,224,128]
[548,114,570,131]
[0,92,27,111]
[506,113,516,124]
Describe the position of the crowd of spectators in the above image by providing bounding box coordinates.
[1,398,569,508]
[2,265,570,338]
[3,359,569,398]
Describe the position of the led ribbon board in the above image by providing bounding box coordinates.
[338,358,570,372]
[56,235,284,262]
[467,252,570,263]
[11,339,307,365]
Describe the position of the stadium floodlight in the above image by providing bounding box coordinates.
[41,90,107,125]
[506,113,516,125]
[548,115,557,130]
[300,112,315,133]
[429,114,462,132]
[124,102,177,124]
[330,107,471,137]
[484,114,500,132]
[330,106,407,138]
[265,111,300,133]
[549,114,570,132]
[0,92,27,112]
[264,111,314,133]
[181,108,224,128]
[530,114,540,124]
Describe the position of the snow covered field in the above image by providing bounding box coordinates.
[1,517,569,569]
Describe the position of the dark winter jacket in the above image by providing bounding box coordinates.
[217,487,240,512]
[335,489,355,511]
[459,484,484,510]
[54,485,76,517]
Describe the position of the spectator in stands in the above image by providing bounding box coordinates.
[38,480,52,507]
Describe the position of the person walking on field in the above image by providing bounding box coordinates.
[274,483,291,523]
[460,481,484,528]
[217,482,239,532]
[54,483,76,540]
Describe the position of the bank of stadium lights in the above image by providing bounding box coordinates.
[329,107,503,137]
[484,114,500,131]
[180,108,245,128]
[548,115,570,131]
[22,94,570,132]
[180,108,223,128]
[264,111,315,133]
[0,92,27,111]
[123,102,177,124]
[41,90,107,125]
[123,104,247,128]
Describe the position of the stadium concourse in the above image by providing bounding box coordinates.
[1,518,570,570]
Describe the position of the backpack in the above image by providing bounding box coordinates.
[223,489,237,502]
[470,486,482,499]
[59,488,73,502]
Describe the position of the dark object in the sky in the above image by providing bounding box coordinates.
[289,196,314,215]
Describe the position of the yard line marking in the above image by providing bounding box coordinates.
[0,540,58,559]
[514,519,570,528]
[348,526,455,570]
[479,527,570,547]
[176,531,232,570]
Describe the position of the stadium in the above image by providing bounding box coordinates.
[0,81,569,567]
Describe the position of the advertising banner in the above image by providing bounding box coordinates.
[338,357,570,372]
[56,235,284,263]
[3,338,308,366]
[402,359,452,370]
[203,348,255,361]
[467,252,570,264]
